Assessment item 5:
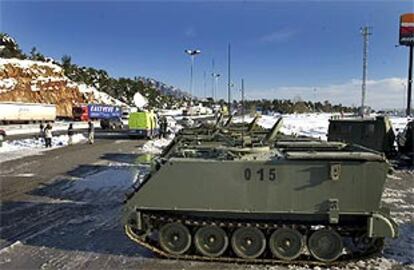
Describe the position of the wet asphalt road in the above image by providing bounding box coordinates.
[0,134,413,270]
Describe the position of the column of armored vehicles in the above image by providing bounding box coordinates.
[122,114,413,266]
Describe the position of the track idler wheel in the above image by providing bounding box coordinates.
[269,228,304,260]
[308,229,343,262]
[231,227,266,259]
[159,222,192,255]
[194,225,229,257]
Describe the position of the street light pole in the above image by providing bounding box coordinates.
[407,45,413,116]
[402,82,407,113]
[360,26,372,117]
[185,49,201,104]
[241,78,245,145]
[227,43,231,113]
[212,72,220,100]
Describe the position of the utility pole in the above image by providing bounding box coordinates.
[407,45,413,116]
[203,71,207,99]
[185,49,201,104]
[227,43,231,114]
[360,26,372,117]
[241,78,245,146]
[211,59,215,100]
[212,73,221,100]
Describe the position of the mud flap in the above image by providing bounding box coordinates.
[367,213,398,238]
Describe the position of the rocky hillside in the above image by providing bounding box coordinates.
[0,58,126,117]
[0,32,188,112]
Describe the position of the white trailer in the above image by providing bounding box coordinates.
[0,102,56,124]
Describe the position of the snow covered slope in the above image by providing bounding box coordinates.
[0,58,127,117]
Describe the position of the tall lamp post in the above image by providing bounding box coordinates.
[184,49,201,104]
[212,73,221,100]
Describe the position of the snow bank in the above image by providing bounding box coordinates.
[0,133,86,163]
[141,138,172,154]
[0,121,94,136]
[78,83,127,107]
[140,116,182,154]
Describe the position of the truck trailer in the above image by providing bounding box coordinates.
[0,102,56,124]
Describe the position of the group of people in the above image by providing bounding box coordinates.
[39,122,53,148]
[39,121,95,148]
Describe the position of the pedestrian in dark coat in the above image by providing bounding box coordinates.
[68,123,74,145]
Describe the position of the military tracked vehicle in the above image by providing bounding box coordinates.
[327,116,395,157]
[397,120,414,164]
[123,141,398,264]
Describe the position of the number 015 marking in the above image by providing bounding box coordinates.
[244,168,276,181]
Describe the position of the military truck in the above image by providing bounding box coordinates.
[397,120,414,164]
[328,116,395,157]
[123,141,397,264]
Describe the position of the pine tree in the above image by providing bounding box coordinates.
[0,32,26,59]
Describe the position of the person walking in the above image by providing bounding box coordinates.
[158,116,164,139]
[88,121,95,144]
[160,116,168,138]
[44,123,53,148]
[67,123,74,145]
[39,122,45,146]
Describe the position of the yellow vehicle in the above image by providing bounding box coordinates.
[128,111,158,138]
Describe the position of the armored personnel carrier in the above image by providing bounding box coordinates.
[327,115,396,157]
[123,141,398,264]
[397,120,414,164]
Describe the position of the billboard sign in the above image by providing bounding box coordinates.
[400,13,414,46]
[88,104,122,119]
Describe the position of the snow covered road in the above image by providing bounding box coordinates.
[0,113,413,270]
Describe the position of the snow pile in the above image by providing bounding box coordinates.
[140,116,182,154]
[0,121,95,136]
[0,133,86,163]
[141,137,172,154]
[0,78,17,92]
[78,83,127,107]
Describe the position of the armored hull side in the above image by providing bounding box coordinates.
[123,147,397,263]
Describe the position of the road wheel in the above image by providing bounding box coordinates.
[308,229,343,262]
[269,228,303,260]
[159,223,191,255]
[194,225,228,257]
[231,227,266,259]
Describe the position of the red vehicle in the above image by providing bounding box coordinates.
[72,105,89,121]
[72,104,122,121]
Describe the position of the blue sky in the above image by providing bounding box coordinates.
[1,0,413,109]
